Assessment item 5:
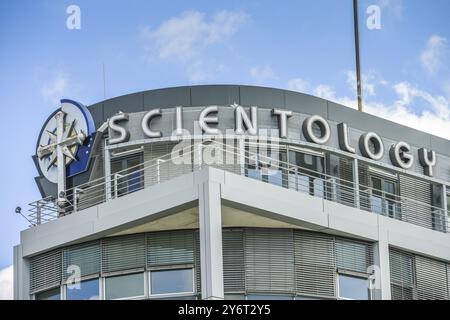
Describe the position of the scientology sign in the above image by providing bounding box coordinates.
[107,104,438,177]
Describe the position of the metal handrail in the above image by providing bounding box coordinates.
[27,140,449,233]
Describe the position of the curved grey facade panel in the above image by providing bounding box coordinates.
[88,85,450,157]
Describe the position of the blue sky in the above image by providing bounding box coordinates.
[0,0,449,287]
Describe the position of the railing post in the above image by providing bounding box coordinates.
[104,140,112,202]
[238,137,245,176]
[442,184,448,233]
[353,158,360,209]
[156,159,165,184]
[73,188,78,213]
[36,202,41,225]
[113,174,119,199]
[198,143,203,169]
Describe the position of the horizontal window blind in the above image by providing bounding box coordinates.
[245,228,295,293]
[389,247,450,300]
[415,255,449,300]
[63,241,100,280]
[101,234,146,273]
[389,248,415,300]
[194,231,201,295]
[147,230,194,267]
[335,238,372,273]
[222,230,245,293]
[294,231,336,298]
[30,249,62,294]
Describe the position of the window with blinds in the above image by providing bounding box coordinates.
[244,228,295,294]
[63,241,100,280]
[101,234,146,274]
[389,249,415,300]
[389,247,450,300]
[147,230,194,267]
[335,238,373,274]
[222,230,245,293]
[30,249,62,294]
[294,231,336,298]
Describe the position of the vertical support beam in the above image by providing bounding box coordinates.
[198,173,224,300]
[13,245,30,300]
[353,158,360,209]
[376,226,391,300]
[104,140,112,202]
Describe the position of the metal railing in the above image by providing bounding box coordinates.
[28,141,450,234]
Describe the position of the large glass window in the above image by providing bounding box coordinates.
[35,287,60,300]
[150,269,194,295]
[105,273,145,300]
[111,153,144,197]
[338,275,369,300]
[66,278,99,300]
[370,175,400,218]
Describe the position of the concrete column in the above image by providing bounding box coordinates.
[13,244,30,300]
[198,171,224,300]
[376,223,391,300]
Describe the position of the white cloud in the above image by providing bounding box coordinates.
[286,77,450,140]
[287,78,310,92]
[345,70,377,97]
[420,35,448,75]
[0,265,13,300]
[143,10,247,63]
[314,85,337,101]
[40,73,68,105]
[249,65,278,84]
[187,61,225,84]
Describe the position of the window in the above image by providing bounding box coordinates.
[105,273,145,300]
[338,275,369,300]
[370,175,400,218]
[150,269,194,296]
[35,287,60,300]
[245,145,287,188]
[111,154,144,197]
[66,278,99,300]
[288,149,325,197]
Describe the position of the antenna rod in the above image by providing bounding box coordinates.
[103,62,106,99]
[353,0,363,112]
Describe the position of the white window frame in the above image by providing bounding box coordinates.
[148,267,195,299]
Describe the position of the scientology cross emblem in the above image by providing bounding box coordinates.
[37,110,86,211]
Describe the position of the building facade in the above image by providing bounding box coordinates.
[14,85,450,300]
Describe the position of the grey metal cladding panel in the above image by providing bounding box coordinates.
[239,86,285,108]
[103,92,144,119]
[327,101,431,148]
[144,87,191,109]
[430,136,450,157]
[285,91,327,117]
[191,85,240,106]
[87,102,104,127]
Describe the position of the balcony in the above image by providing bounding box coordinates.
[28,141,449,234]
